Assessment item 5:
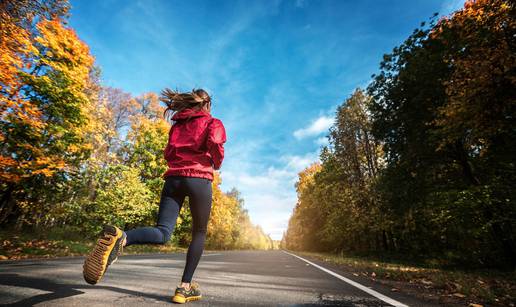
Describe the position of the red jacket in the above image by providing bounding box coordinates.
[162,108,226,181]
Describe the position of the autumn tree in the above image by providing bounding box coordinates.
[285,90,383,253]
[285,0,515,268]
[367,0,515,266]
[1,1,95,225]
[284,162,322,251]
[1,1,274,251]
[433,0,516,265]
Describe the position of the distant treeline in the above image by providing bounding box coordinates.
[283,0,515,268]
[0,1,272,250]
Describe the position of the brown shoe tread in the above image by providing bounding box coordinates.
[82,225,123,285]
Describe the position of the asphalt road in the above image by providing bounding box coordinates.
[0,250,439,306]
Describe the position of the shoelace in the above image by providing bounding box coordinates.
[177,281,199,293]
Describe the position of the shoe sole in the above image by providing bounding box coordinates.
[83,225,124,285]
[172,294,202,304]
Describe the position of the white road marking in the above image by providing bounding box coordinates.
[282,250,409,307]
[202,253,222,256]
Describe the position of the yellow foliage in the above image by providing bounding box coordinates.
[433,0,515,150]
[34,19,94,89]
[1,16,95,183]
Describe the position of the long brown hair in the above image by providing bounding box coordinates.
[160,88,211,120]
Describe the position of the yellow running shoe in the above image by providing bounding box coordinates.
[172,282,202,304]
[83,225,126,285]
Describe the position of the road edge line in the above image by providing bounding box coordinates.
[282,250,409,307]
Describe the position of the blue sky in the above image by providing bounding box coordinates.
[69,0,465,240]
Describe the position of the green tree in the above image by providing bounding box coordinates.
[79,165,154,234]
[367,0,515,266]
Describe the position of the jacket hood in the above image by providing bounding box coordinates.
[172,108,211,121]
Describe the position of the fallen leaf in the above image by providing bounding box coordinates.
[453,293,466,298]
[469,304,483,307]
[371,272,377,277]
[353,273,359,277]
[0,255,8,260]
[452,282,462,290]
[391,288,399,292]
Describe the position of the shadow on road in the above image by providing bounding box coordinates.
[0,273,169,306]
[0,272,391,307]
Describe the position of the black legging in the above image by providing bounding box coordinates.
[124,176,212,283]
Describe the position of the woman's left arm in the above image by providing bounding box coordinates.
[207,119,226,170]
[164,125,174,161]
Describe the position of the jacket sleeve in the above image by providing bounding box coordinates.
[163,125,174,161]
[207,118,226,170]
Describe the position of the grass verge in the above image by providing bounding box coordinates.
[0,228,185,261]
[295,251,515,307]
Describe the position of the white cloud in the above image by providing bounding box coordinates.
[283,152,319,173]
[251,210,293,239]
[220,151,320,240]
[293,115,334,139]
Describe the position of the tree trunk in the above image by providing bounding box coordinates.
[0,184,15,224]
[382,230,389,251]
[455,140,480,186]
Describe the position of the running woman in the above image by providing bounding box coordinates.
[82,88,226,304]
